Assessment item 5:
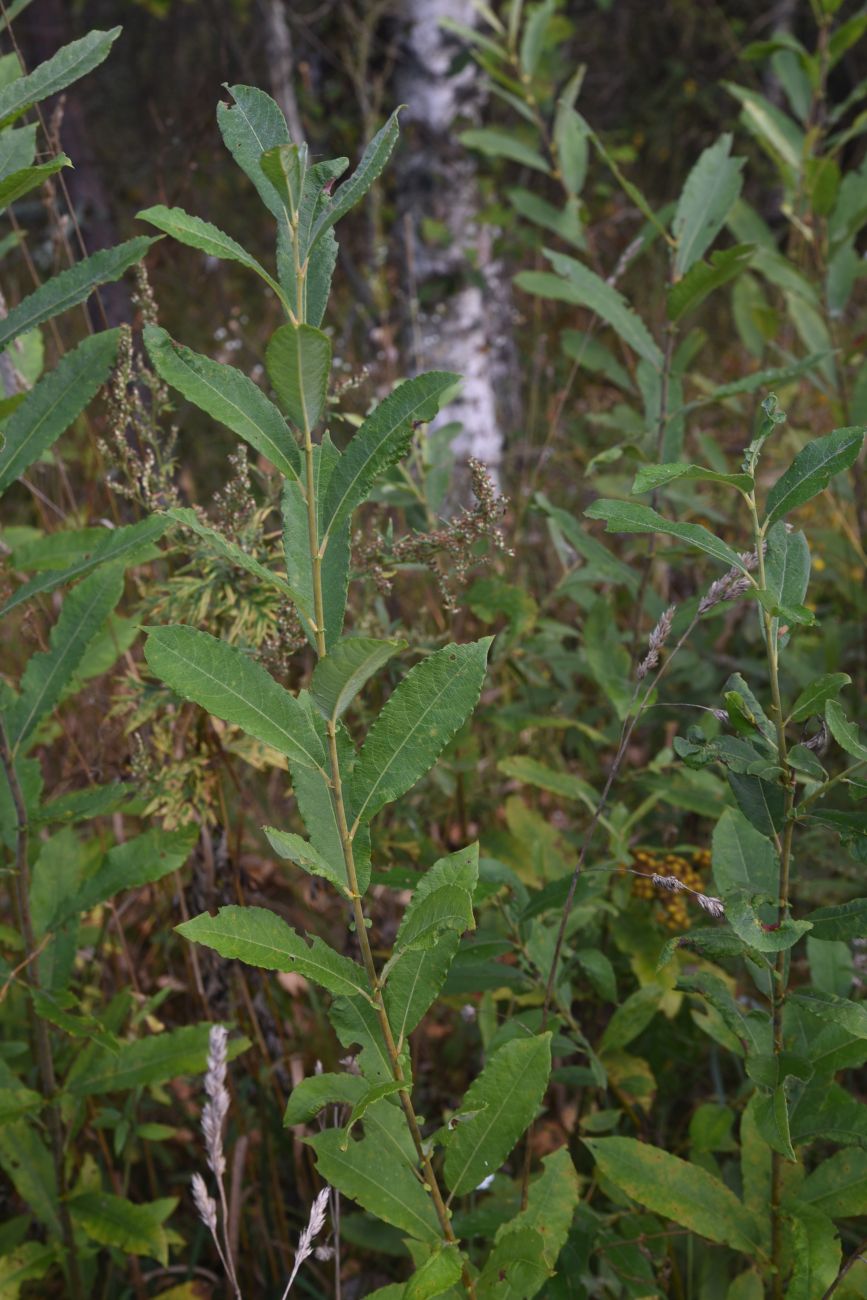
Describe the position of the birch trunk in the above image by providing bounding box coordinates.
[395,0,515,483]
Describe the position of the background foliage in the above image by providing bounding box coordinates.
[2,1,867,1298]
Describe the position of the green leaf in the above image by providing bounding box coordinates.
[0,27,120,127]
[0,329,120,495]
[1,515,167,614]
[805,898,867,942]
[0,238,158,351]
[282,436,349,648]
[143,624,326,772]
[508,186,584,246]
[5,563,123,755]
[764,427,866,529]
[825,699,867,763]
[496,755,597,812]
[0,1086,42,1124]
[393,885,474,954]
[727,771,786,837]
[679,353,834,413]
[312,636,407,722]
[516,253,662,368]
[477,1228,550,1300]
[459,126,550,173]
[789,674,851,724]
[263,826,350,897]
[68,1192,176,1265]
[65,1024,247,1095]
[307,108,402,252]
[341,1079,406,1147]
[307,1099,441,1242]
[763,522,811,625]
[668,244,753,321]
[725,83,805,176]
[291,703,372,895]
[350,638,492,828]
[0,123,37,179]
[520,0,556,75]
[672,135,744,276]
[405,1245,464,1300]
[52,827,197,929]
[329,995,394,1084]
[283,1071,366,1126]
[631,461,753,494]
[585,498,748,571]
[443,1034,552,1196]
[575,948,618,1002]
[176,905,371,1001]
[791,989,867,1039]
[0,0,35,34]
[322,372,458,539]
[0,1121,60,1236]
[599,984,662,1052]
[217,84,291,220]
[0,156,70,213]
[753,1086,795,1162]
[144,325,301,483]
[554,105,589,197]
[0,1241,56,1295]
[712,808,779,902]
[584,1136,765,1258]
[799,1148,867,1218]
[265,322,331,430]
[681,971,772,1058]
[386,846,480,1043]
[164,506,300,604]
[477,1147,581,1297]
[808,935,853,997]
[785,1206,841,1300]
[137,204,284,299]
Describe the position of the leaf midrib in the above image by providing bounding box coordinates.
[767,432,862,525]
[447,1045,544,1194]
[150,632,325,773]
[351,652,477,827]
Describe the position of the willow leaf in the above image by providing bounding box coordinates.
[764,427,865,529]
[584,1136,765,1258]
[311,636,407,722]
[444,1034,552,1196]
[0,239,157,351]
[265,322,331,431]
[322,372,458,538]
[0,329,120,494]
[143,624,326,772]
[672,134,744,276]
[144,325,301,483]
[307,1101,441,1243]
[5,563,124,755]
[307,108,402,253]
[137,204,284,300]
[164,507,301,605]
[0,27,120,127]
[1,515,166,615]
[585,498,749,571]
[0,156,70,213]
[177,905,370,1001]
[517,250,662,368]
[350,638,492,828]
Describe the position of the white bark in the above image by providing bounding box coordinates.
[260,0,305,144]
[396,0,515,481]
